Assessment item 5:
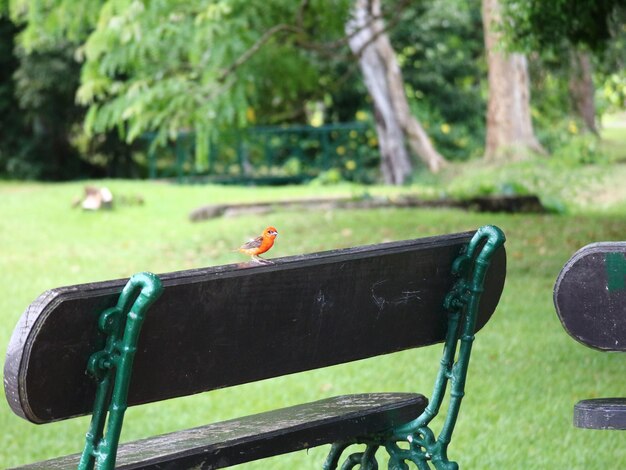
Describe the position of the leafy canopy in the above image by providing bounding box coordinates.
[9,0,352,146]
[502,0,625,52]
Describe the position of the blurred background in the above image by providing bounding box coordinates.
[1,0,625,468]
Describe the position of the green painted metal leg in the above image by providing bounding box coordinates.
[323,225,506,470]
[78,272,163,470]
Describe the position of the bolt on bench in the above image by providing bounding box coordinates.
[554,242,626,431]
[4,226,506,469]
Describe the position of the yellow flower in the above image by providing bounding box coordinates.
[345,160,357,171]
[336,146,346,155]
[310,114,323,127]
[246,107,256,123]
[568,121,579,134]
[440,123,451,134]
[356,111,368,121]
[368,137,378,147]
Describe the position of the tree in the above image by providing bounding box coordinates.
[481,0,544,162]
[568,49,597,134]
[502,0,625,52]
[12,40,85,179]
[7,1,349,164]
[0,9,89,179]
[502,0,626,136]
[389,0,487,161]
[9,0,457,182]
[3,0,146,179]
[346,0,447,183]
[0,13,24,176]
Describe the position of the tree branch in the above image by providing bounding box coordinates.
[217,23,304,82]
[348,0,413,59]
[217,0,413,82]
[296,0,310,31]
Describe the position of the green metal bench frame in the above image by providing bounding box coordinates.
[74,225,504,470]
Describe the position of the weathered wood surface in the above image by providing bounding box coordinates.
[554,242,626,351]
[574,398,626,430]
[9,393,426,470]
[5,231,506,424]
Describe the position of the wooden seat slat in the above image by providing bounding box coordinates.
[573,398,626,430]
[9,393,426,470]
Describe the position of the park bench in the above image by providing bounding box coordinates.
[4,225,506,469]
[554,242,626,430]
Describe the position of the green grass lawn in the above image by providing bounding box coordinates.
[1,179,625,469]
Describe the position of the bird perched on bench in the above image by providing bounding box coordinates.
[237,226,278,264]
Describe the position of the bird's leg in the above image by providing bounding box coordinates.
[252,255,274,265]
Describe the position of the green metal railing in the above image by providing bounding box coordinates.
[141,122,377,184]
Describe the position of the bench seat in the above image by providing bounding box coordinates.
[11,392,426,470]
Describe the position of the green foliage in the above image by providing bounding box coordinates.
[309,167,344,185]
[500,0,625,142]
[0,15,88,179]
[3,0,495,177]
[9,0,102,50]
[0,16,25,177]
[392,0,486,160]
[410,101,484,162]
[324,0,487,162]
[417,114,626,213]
[526,55,571,132]
[551,132,609,166]
[7,0,354,173]
[10,40,89,179]
[503,0,625,52]
[533,98,612,165]
[76,0,350,148]
[282,156,302,177]
[444,141,615,213]
[600,71,626,111]
[2,2,140,179]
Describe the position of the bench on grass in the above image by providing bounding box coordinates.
[4,225,506,469]
[554,242,626,430]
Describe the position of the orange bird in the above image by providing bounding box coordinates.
[237,226,278,263]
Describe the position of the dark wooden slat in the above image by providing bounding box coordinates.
[574,398,626,430]
[554,242,626,351]
[9,392,427,470]
[5,231,506,424]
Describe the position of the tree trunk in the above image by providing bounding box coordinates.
[482,0,545,162]
[569,49,598,134]
[346,0,447,184]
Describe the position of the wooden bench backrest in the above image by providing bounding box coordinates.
[554,242,626,351]
[5,231,506,424]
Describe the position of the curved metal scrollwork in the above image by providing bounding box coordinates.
[324,441,380,470]
[385,427,459,470]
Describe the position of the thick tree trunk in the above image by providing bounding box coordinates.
[569,49,598,134]
[482,0,545,162]
[346,0,446,184]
